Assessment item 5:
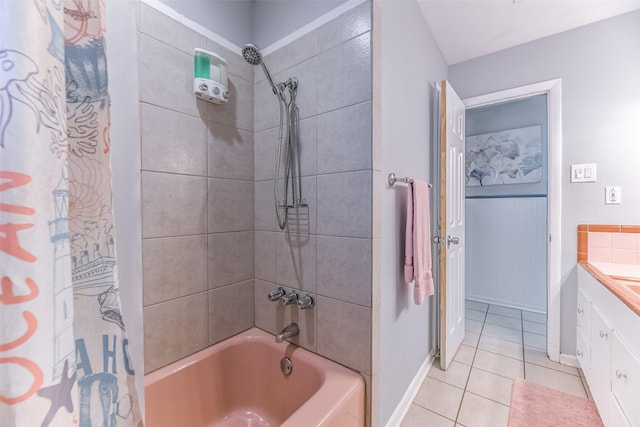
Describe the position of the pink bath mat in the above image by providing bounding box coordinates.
[508,379,603,427]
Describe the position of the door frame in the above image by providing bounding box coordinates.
[462,79,563,362]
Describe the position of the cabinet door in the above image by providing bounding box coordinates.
[576,328,591,376]
[609,393,633,427]
[611,332,640,427]
[590,306,612,424]
[577,288,591,337]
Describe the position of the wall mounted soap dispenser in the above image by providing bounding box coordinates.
[194,49,229,104]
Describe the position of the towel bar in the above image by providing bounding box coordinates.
[388,173,432,188]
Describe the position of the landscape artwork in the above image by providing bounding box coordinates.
[466,125,543,186]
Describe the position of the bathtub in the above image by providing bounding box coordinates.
[144,327,365,427]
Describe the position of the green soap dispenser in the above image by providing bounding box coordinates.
[194,48,229,104]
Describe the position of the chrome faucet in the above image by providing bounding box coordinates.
[275,323,299,343]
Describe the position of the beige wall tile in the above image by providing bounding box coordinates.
[140,3,206,55]
[208,178,253,232]
[208,231,254,288]
[141,104,207,176]
[144,292,208,373]
[207,123,253,181]
[317,236,372,306]
[143,235,207,306]
[142,171,207,238]
[208,280,254,345]
[317,296,371,374]
[255,231,276,282]
[275,233,316,293]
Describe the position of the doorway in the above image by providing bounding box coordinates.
[463,80,563,362]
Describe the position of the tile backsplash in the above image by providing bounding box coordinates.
[578,224,640,265]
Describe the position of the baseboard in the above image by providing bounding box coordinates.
[466,295,546,314]
[559,353,579,368]
[385,354,435,427]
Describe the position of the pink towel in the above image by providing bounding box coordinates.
[404,180,434,304]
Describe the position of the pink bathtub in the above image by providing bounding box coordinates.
[144,327,365,426]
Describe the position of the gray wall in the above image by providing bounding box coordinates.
[376,0,448,424]
[449,10,640,355]
[253,0,348,47]
[155,0,348,48]
[156,0,253,47]
[137,2,255,373]
[252,2,374,421]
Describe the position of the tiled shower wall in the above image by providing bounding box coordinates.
[253,0,374,394]
[137,3,256,373]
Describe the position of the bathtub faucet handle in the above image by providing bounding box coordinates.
[281,291,298,306]
[268,287,285,302]
[297,294,314,310]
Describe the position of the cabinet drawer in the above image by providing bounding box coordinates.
[577,288,591,337]
[609,393,632,427]
[611,333,640,427]
[576,328,591,375]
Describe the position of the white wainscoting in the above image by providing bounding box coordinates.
[466,197,547,313]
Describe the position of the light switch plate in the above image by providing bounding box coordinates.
[605,186,621,204]
[571,163,597,183]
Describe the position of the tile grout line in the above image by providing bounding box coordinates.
[454,305,488,425]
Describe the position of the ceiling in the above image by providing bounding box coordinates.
[417,0,640,65]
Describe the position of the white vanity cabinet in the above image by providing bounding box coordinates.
[610,332,640,426]
[576,289,592,377]
[577,265,640,427]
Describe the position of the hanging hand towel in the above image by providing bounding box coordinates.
[409,180,434,304]
[404,183,415,284]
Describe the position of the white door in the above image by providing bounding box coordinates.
[439,80,466,370]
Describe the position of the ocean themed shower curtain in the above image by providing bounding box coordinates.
[0,1,142,426]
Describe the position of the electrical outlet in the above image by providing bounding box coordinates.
[605,186,621,205]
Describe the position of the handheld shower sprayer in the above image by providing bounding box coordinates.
[242,43,306,230]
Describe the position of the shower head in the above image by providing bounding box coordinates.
[242,43,279,94]
[242,43,263,66]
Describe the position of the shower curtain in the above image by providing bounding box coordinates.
[1,1,143,426]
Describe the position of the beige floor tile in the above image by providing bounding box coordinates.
[523,331,546,350]
[463,332,480,348]
[523,347,579,376]
[466,300,488,312]
[413,377,464,421]
[466,308,487,322]
[525,363,587,398]
[429,360,471,389]
[485,313,522,330]
[522,311,546,324]
[523,320,546,335]
[473,350,524,380]
[466,368,514,406]
[454,344,476,366]
[482,323,523,344]
[457,392,510,427]
[401,404,455,427]
[478,335,523,360]
[488,305,521,319]
[465,318,483,333]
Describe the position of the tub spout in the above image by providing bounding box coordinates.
[276,323,299,343]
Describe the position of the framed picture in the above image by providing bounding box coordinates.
[466,125,542,187]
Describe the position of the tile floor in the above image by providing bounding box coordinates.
[401,300,591,427]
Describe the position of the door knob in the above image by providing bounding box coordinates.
[447,236,460,245]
